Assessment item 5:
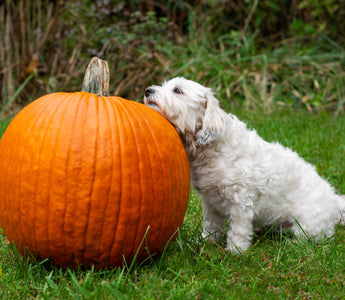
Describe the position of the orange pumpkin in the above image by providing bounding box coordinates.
[0,58,190,268]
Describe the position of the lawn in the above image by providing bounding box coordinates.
[1,109,345,299]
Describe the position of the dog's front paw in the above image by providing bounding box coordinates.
[225,240,250,254]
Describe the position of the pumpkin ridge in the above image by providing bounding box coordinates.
[112,98,143,262]
[127,102,166,251]
[80,93,100,263]
[97,97,116,264]
[131,104,161,255]
[1,105,31,247]
[33,96,58,256]
[130,103,173,250]
[52,91,96,264]
[84,95,115,263]
[108,98,127,264]
[102,98,122,265]
[61,93,85,261]
[20,95,68,255]
[149,117,172,250]
[62,92,92,264]
[45,94,81,260]
[120,100,157,260]
[0,95,54,252]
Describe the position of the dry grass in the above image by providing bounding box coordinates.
[0,0,61,110]
[0,1,181,117]
[0,1,345,117]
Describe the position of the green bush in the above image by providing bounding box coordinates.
[0,0,344,116]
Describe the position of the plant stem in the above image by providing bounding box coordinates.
[0,72,36,115]
[81,57,110,97]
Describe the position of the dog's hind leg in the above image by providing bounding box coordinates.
[289,212,337,243]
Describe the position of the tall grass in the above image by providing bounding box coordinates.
[153,27,345,114]
[0,0,62,109]
[1,1,345,116]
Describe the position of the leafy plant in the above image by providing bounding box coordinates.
[1,0,345,115]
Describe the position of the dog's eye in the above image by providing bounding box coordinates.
[173,87,182,94]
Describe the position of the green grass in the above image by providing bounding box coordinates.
[0,119,11,138]
[155,32,345,114]
[1,110,345,299]
[2,1,345,114]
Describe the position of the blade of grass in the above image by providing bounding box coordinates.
[0,72,36,114]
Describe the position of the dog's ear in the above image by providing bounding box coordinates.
[196,88,226,145]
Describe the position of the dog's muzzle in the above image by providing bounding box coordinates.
[144,88,160,109]
[144,86,180,132]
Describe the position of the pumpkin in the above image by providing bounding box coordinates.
[0,57,190,268]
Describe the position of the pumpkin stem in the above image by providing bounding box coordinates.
[82,57,110,97]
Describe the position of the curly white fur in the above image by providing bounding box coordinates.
[144,77,345,253]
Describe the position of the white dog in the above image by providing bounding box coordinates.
[144,77,345,253]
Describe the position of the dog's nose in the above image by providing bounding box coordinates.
[145,88,155,97]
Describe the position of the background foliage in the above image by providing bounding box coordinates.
[0,0,345,116]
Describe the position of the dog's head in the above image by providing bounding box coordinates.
[144,77,226,145]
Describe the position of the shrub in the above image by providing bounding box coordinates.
[0,0,344,115]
